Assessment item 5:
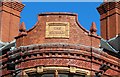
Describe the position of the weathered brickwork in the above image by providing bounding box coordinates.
[0,2,24,42]
[15,13,100,48]
[0,1,120,77]
[1,43,120,76]
[97,2,120,40]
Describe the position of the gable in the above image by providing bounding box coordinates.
[16,12,100,48]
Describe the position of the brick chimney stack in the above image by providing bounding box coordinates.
[97,1,120,40]
[0,1,24,42]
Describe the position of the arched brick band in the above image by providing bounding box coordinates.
[1,43,120,76]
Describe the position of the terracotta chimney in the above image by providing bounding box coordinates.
[97,1,120,40]
[0,1,24,42]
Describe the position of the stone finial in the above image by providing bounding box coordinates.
[19,22,26,32]
[90,22,97,34]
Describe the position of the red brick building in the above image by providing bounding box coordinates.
[0,1,120,77]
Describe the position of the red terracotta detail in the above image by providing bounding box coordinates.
[90,22,97,34]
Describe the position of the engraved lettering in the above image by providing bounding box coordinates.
[53,27,61,30]
[46,22,69,38]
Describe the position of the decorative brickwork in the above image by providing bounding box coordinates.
[97,2,120,40]
[1,43,120,76]
[0,2,120,77]
[1,2,24,12]
[0,1,24,42]
[15,12,100,48]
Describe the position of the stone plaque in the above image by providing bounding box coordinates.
[45,22,69,38]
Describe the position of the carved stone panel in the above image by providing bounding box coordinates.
[45,22,69,38]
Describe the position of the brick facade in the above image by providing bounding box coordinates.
[0,1,120,77]
[97,2,120,40]
[0,2,24,42]
[15,12,100,48]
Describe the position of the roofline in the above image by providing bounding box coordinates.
[8,43,119,61]
[8,43,101,55]
[38,12,77,16]
[27,12,89,33]
[0,40,16,52]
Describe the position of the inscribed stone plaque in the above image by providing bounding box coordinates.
[45,22,69,38]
